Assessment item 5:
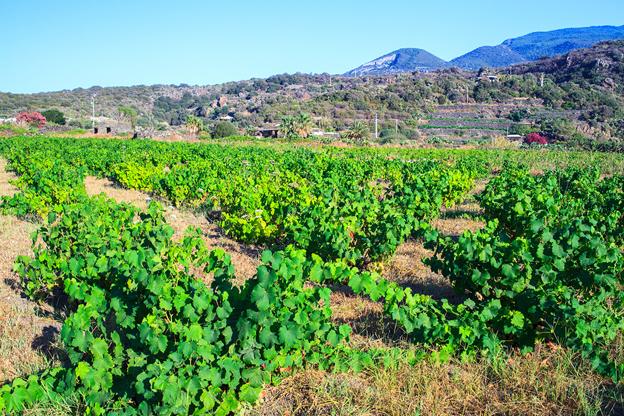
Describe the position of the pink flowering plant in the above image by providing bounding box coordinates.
[525,132,548,145]
[16,111,47,128]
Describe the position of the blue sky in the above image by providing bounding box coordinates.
[1,0,622,93]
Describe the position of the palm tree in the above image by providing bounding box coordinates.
[280,115,298,139]
[295,112,313,138]
[344,121,370,144]
[185,115,204,138]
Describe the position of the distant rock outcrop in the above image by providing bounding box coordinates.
[344,48,447,76]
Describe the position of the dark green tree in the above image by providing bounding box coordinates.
[212,121,238,138]
[41,109,66,125]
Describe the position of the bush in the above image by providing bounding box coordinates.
[525,133,548,145]
[508,109,531,122]
[16,112,46,128]
[402,128,422,140]
[509,123,535,136]
[212,121,238,138]
[379,133,407,144]
[67,119,92,129]
[41,109,66,125]
[538,118,576,141]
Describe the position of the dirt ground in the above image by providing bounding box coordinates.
[0,159,61,383]
[84,176,261,279]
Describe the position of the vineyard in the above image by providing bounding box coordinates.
[0,137,623,414]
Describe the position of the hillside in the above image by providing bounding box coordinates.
[344,48,447,76]
[510,40,624,84]
[503,25,624,60]
[449,45,526,70]
[1,42,623,143]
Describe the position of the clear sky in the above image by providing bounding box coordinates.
[1,0,623,93]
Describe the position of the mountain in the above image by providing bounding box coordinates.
[450,25,624,70]
[502,25,624,61]
[347,25,624,74]
[449,45,526,70]
[344,48,447,76]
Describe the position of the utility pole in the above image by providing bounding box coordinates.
[395,118,398,134]
[374,113,378,139]
[540,73,545,88]
[91,94,96,129]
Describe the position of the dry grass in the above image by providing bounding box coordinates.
[84,176,150,210]
[0,300,60,383]
[385,241,458,302]
[481,136,523,150]
[0,158,18,198]
[433,187,486,238]
[251,345,623,416]
[0,160,61,383]
[84,176,261,279]
[384,189,486,304]
[433,214,484,238]
[329,289,410,350]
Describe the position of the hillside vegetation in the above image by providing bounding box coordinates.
[1,42,624,143]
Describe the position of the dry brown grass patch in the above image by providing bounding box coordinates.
[251,345,623,416]
[0,301,60,383]
[0,158,19,198]
[385,240,457,302]
[0,168,61,382]
[329,290,410,350]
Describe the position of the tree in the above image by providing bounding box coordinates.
[280,112,313,139]
[343,121,370,144]
[118,106,138,132]
[280,115,298,139]
[41,109,66,125]
[16,111,46,128]
[295,112,313,138]
[212,121,238,138]
[508,109,530,122]
[538,118,576,141]
[185,115,205,137]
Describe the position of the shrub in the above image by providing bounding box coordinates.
[67,119,92,129]
[16,112,46,128]
[41,109,66,125]
[525,133,548,145]
[213,121,238,138]
[379,133,407,144]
